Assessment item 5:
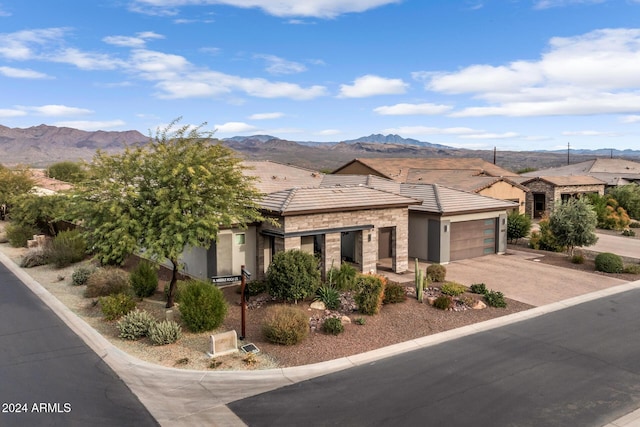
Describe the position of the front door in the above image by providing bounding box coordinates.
[533,193,546,218]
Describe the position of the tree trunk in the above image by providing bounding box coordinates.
[165,259,178,308]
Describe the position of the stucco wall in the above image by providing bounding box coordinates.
[478,181,526,214]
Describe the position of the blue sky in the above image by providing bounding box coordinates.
[2,0,640,151]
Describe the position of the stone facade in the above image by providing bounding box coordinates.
[524,179,604,218]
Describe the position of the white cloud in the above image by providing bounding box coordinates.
[50,48,126,70]
[24,105,93,116]
[380,126,480,135]
[249,112,284,120]
[214,121,258,133]
[339,75,407,98]
[374,102,453,115]
[562,130,622,137]
[459,132,520,139]
[534,0,605,10]
[424,28,640,117]
[620,115,640,123]
[0,66,49,79]
[0,6,11,17]
[131,0,401,18]
[0,109,26,118]
[255,54,307,74]
[53,120,126,130]
[103,32,164,48]
[0,28,67,60]
[317,129,341,135]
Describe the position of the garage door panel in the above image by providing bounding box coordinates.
[450,219,496,261]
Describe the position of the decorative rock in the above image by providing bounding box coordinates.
[472,300,487,310]
[426,296,437,306]
[340,316,351,325]
[310,301,326,310]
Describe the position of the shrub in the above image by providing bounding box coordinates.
[5,222,38,247]
[117,309,156,340]
[47,229,87,268]
[322,317,344,335]
[529,219,564,252]
[235,280,268,296]
[99,293,136,320]
[469,283,487,295]
[72,266,94,286]
[328,262,358,291]
[20,247,50,268]
[315,285,341,310]
[623,264,640,275]
[164,280,188,303]
[484,290,507,308]
[507,211,532,243]
[84,267,131,298]
[630,221,640,228]
[433,295,453,310]
[354,274,386,315]
[440,282,466,297]
[622,229,636,237]
[262,305,309,345]
[355,317,366,325]
[426,264,446,282]
[595,252,624,273]
[571,253,585,264]
[149,320,182,345]
[179,280,228,332]
[383,283,407,304]
[267,250,321,303]
[130,260,159,298]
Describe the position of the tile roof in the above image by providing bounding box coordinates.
[400,183,518,215]
[259,186,420,215]
[242,160,324,194]
[405,169,528,193]
[520,158,640,186]
[319,174,401,194]
[517,175,606,186]
[333,157,517,182]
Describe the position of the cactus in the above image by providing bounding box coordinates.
[415,258,424,302]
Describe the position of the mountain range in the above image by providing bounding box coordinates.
[1,124,639,172]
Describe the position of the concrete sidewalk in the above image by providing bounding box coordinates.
[3,250,640,426]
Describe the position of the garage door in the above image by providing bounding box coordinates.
[450,218,496,261]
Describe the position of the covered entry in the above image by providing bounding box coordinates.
[450,218,496,261]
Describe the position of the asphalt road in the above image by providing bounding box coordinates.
[0,263,158,427]
[229,288,640,427]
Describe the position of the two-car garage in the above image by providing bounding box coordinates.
[450,218,497,261]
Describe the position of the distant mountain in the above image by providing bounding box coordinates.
[223,135,277,143]
[341,133,452,149]
[0,124,147,166]
[546,147,640,157]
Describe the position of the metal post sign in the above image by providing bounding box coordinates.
[211,275,242,284]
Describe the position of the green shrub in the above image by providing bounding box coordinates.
[99,293,136,320]
[623,264,640,274]
[322,317,344,335]
[354,274,386,315]
[179,280,228,332]
[72,266,94,286]
[327,262,358,291]
[440,282,466,297]
[149,320,182,345]
[528,219,565,252]
[5,222,38,247]
[47,229,87,268]
[507,211,532,243]
[426,264,446,282]
[84,267,131,298]
[130,260,159,298]
[235,280,268,296]
[622,229,636,237]
[262,305,309,345]
[20,247,50,268]
[469,283,487,295]
[484,290,507,308]
[630,221,640,228]
[117,309,156,340]
[433,295,453,310]
[383,283,407,304]
[355,317,366,325]
[571,253,585,264]
[267,250,321,303]
[164,280,188,303]
[595,252,624,273]
[315,285,341,310]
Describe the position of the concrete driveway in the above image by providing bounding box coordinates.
[441,249,628,306]
[592,232,640,259]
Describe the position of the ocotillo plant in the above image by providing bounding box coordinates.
[415,258,424,302]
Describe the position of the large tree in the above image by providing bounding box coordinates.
[0,165,34,218]
[549,197,598,257]
[74,119,265,307]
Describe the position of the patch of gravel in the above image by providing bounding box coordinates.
[0,221,534,370]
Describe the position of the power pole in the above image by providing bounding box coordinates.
[567,142,570,165]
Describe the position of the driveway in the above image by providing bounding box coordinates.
[592,232,640,259]
[441,249,628,306]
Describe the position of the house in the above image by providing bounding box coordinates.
[320,174,518,264]
[332,158,527,213]
[516,176,606,218]
[520,158,640,187]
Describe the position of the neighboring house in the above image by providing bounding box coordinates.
[520,158,640,187]
[516,176,606,218]
[332,158,526,213]
[30,169,73,195]
[320,174,518,264]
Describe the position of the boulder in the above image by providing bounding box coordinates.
[310,301,326,310]
[472,300,487,310]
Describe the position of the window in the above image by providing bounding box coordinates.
[235,233,246,245]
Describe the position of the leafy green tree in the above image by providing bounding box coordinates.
[9,193,70,235]
[549,197,598,256]
[507,211,532,243]
[608,184,640,220]
[72,118,264,307]
[0,165,34,217]
[47,161,86,183]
